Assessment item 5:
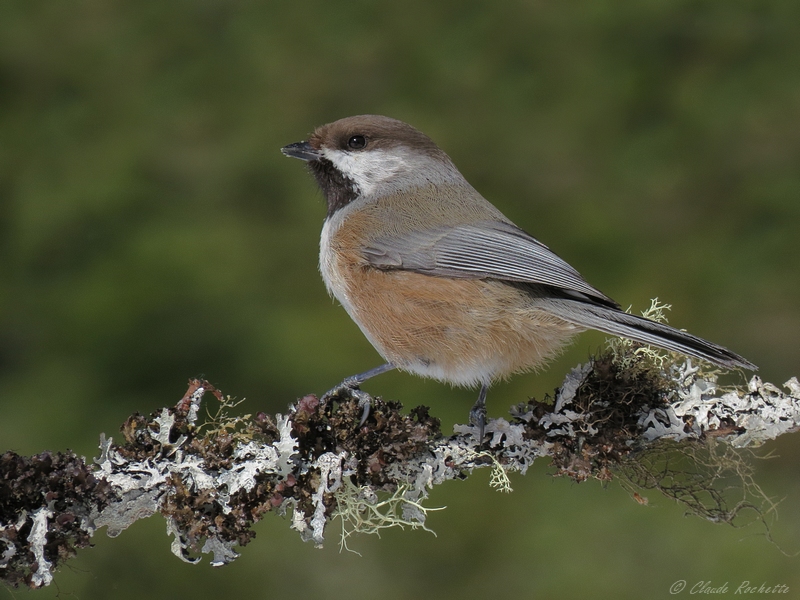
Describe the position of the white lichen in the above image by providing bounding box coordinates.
[274,414,299,476]
[202,536,241,567]
[27,508,54,587]
[89,405,302,561]
[167,517,199,564]
[672,373,800,447]
[307,452,346,546]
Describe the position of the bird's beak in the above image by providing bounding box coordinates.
[280,141,321,162]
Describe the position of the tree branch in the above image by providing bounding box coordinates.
[2,348,798,588]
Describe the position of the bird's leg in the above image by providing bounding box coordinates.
[469,383,489,445]
[324,363,396,426]
[339,363,397,389]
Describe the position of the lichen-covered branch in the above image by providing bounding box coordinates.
[2,350,799,588]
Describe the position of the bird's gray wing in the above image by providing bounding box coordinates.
[363,220,617,307]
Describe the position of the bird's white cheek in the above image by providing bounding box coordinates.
[322,149,406,197]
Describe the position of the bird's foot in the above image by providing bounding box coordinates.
[321,364,395,428]
[469,401,487,447]
[468,383,490,447]
[322,378,373,428]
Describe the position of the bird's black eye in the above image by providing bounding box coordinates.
[347,135,367,150]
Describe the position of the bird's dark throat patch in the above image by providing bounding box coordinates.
[308,158,360,218]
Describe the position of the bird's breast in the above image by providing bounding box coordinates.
[319,204,580,386]
[318,197,382,327]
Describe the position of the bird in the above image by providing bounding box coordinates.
[281,115,756,440]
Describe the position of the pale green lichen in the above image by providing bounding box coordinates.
[604,298,729,388]
[467,450,513,493]
[605,298,678,372]
[332,479,444,555]
[196,395,256,443]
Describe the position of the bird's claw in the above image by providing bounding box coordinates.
[323,379,373,428]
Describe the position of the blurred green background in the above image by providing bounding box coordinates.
[2,1,799,598]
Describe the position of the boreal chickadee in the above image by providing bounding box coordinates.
[282,115,755,439]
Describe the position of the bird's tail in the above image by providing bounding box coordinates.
[546,300,757,370]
